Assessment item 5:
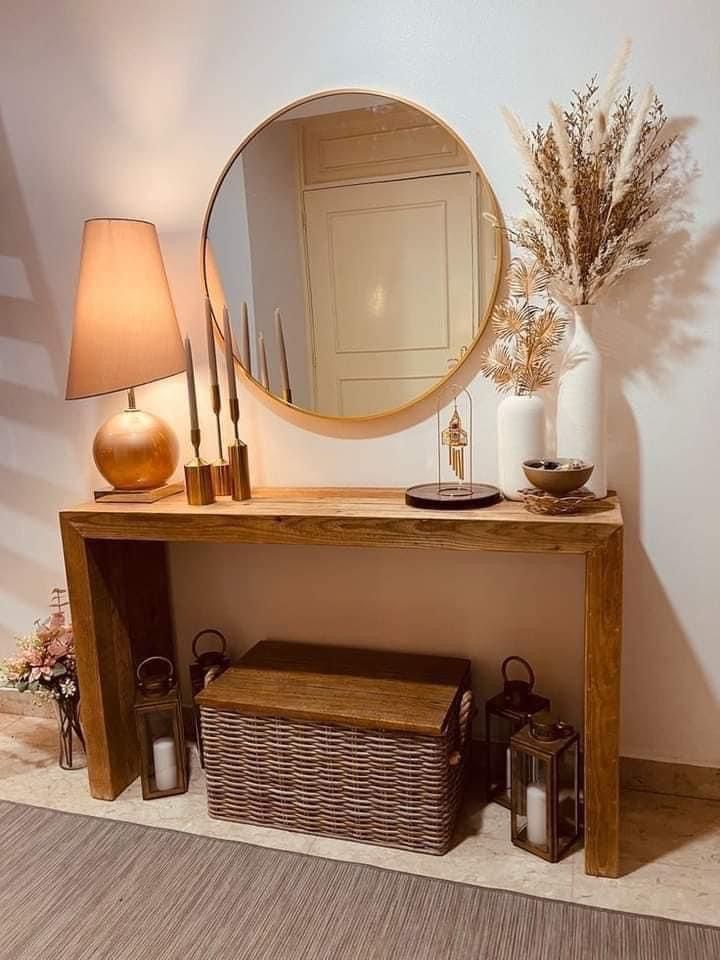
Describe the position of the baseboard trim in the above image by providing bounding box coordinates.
[2,701,717,802]
[470,740,719,802]
[620,756,720,802]
[0,688,53,719]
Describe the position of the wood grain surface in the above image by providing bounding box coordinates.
[60,488,622,554]
[60,519,175,800]
[584,526,623,877]
[196,640,471,736]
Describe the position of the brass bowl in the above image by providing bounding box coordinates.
[522,459,594,496]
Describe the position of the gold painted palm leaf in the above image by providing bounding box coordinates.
[508,259,549,299]
[492,301,537,339]
[533,304,566,349]
[481,257,566,396]
[479,341,516,393]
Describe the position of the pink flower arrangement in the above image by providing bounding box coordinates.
[1,590,79,701]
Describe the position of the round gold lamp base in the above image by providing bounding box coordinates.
[93,407,179,491]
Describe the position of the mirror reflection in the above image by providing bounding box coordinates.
[204,92,501,419]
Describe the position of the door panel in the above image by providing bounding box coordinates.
[304,172,476,416]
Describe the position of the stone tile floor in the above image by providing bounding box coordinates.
[0,713,718,926]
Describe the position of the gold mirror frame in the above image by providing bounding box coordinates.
[201,88,503,424]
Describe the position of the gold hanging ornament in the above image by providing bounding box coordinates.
[441,405,468,482]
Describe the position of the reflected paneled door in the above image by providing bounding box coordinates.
[303,172,477,416]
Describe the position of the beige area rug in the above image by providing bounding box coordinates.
[0,801,717,959]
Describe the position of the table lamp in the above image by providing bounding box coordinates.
[65,219,186,501]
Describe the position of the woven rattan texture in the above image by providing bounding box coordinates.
[201,689,472,854]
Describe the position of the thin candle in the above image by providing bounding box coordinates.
[184,337,199,436]
[231,328,242,366]
[222,305,237,401]
[240,301,251,374]
[258,333,270,390]
[275,308,290,396]
[205,297,218,388]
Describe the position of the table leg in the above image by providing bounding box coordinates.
[60,520,174,800]
[583,526,623,877]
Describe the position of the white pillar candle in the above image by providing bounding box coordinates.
[152,736,177,792]
[526,782,547,846]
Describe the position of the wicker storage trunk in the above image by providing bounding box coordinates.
[196,640,473,854]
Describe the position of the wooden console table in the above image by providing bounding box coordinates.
[60,488,623,877]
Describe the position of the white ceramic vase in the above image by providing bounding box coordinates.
[497,394,545,501]
[556,305,607,498]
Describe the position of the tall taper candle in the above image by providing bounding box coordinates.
[240,301,251,373]
[258,333,270,390]
[184,337,199,439]
[222,305,237,401]
[205,297,218,388]
[275,308,290,398]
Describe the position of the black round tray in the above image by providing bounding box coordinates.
[405,483,502,510]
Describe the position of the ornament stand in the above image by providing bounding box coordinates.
[406,384,500,509]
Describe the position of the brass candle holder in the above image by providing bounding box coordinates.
[210,384,232,496]
[228,398,251,501]
[185,428,215,505]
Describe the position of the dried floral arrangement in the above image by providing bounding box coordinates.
[480,258,566,395]
[1,589,78,701]
[501,39,676,305]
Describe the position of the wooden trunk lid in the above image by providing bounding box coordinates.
[195,640,471,737]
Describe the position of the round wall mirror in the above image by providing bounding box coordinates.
[203,91,502,421]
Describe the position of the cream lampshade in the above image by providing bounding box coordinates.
[66,219,186,500]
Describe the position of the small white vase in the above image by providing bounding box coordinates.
[557,305,607,498]
[497,394,545,501]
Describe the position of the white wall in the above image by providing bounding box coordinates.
[1,0,718,766]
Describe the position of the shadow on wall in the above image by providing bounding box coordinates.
[601,125,720,762]
[0,110,88,640]
[612,391,719,764]
[541,121,720,763]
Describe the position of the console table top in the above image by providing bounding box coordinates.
[61,487,622,555]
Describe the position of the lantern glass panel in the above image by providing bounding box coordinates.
[514,751,551,854]
[137,706,180,793]
[488,712,516,799]
[557,738,579,846]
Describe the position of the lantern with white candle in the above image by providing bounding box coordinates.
[510,713,580,862]
[484,657,550,809]
[133,656,188,800]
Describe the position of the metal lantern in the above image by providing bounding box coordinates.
[134,656,188,800]
[510,713,580,862]
[189,629,231,767]
[485,656,550,808]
